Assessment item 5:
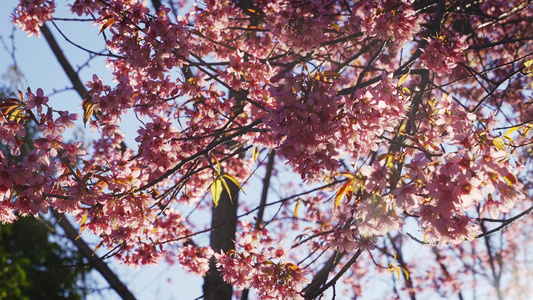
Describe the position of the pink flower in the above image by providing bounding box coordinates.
[25,88,48,115]
[55,111,78,129]
[12,0,55,37]
[176,245,214,276]
[420,35,468,76]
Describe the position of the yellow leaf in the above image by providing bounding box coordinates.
[211,178,223,207]
[211,154,222,174]
[330,24,341,31]
[395,266,401,281]
[76,212,88,240]
[95,180,108,192]
[284,262,299,271]
[341,172,355,179]
[220,176,233,202]
[294,200,300,218]
[397,122,407,134]
[378,153,394,161]
[401,267,409,280]
[3,103,22,116]
[252,147,260,162]
[493,137,505,151]
[82,98,94,126]
[398,68,410,87]
[504,126,520,140]
[524,124,533,137]
[7,108,25,123]
[316,71,343,83]
[524,59,533,75]
[321,71,343,79]
[222,174,245,194]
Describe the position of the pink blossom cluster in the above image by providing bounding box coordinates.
[12,0,55,37]
[69,0,101,16]
[4,0,533,297]
[264,73,343,181]
[264,73,408,182]
[135,116,181,178]
[341,74,409,155]
[328,206,365,253]
[327,165,401,252]
[392,96,525,245]
[0,89,86,223]
[215,223,310,299]
[176,244,214,277]
[361,0,420,45]
[263,0,346,54]
[420,35,469,76]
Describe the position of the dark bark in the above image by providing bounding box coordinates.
[40,24,87,98]
[203,179,240,300]
[302,251,344,299]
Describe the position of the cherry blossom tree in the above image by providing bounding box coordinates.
[3,0,533,299]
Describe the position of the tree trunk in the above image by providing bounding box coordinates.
[203,179,239,300]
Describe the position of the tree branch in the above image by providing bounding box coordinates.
[40,24,87,99]
[304,250,361,299]
[52,212,136,300]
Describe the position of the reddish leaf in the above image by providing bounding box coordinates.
[335,180,353,209]
[99,16,115,35]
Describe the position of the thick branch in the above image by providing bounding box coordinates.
[302,250,344,299]
[480,223,503,300]
[304,250,361,299]
[256,150,276,225]
[52,212,136,300]
[40,24,87,99]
